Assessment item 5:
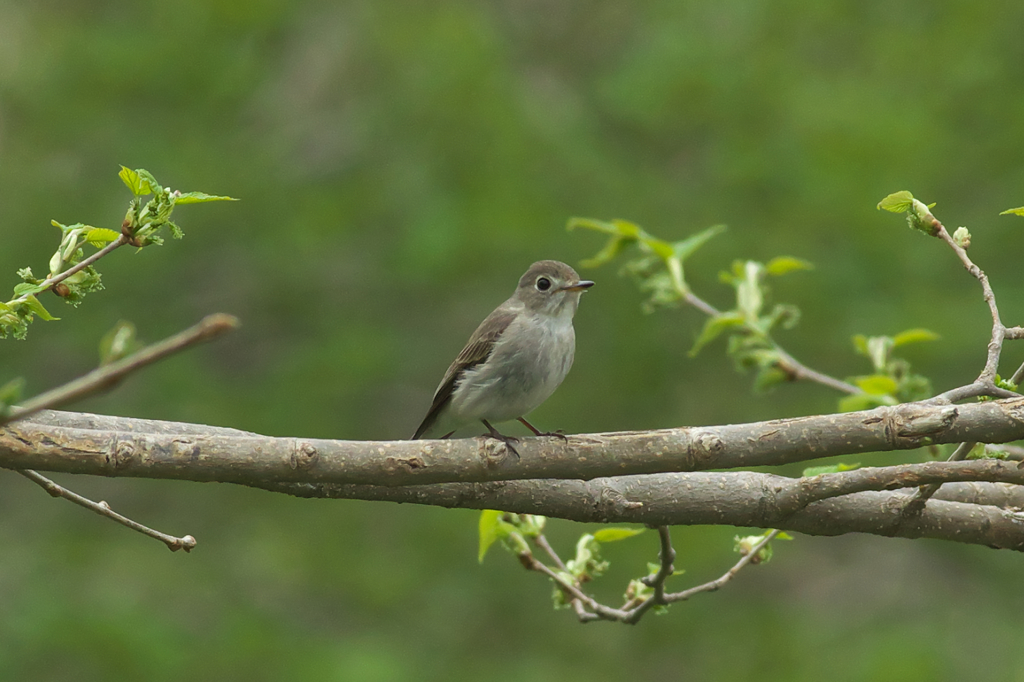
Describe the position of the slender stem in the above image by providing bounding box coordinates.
[905,210,1021,510]
[4,313,239,426]
[533,534,568,572]
[905,441,977,514]
[685,290,858,394]
[664,530,780,603]
[9,235,128,307]
[18,469,196,552]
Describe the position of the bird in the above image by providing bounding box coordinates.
[411,260,594,455]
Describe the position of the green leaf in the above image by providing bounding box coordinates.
[853,374,899,395]
[566,217,627,236]
[85,228,122,247]
[478,510,503,563]
[672,224,727,262]
[0,377,24,407]
[173,191,237,204]
[592,527,645,543]
[689,312,745,356]
[638,234,674,261]
[753,366,790,392]
[21,295,59,321]
[580,234,632,269]
[135,169,163,196]
[13,283,45,297]
[838,392,897,413]
[892,328,939,347]
[765,256,814,276]
[119,166,153,196]
[99,320,139,365]
[999,206,1024,217]
[877,191,915,213]
[802,462,861,477]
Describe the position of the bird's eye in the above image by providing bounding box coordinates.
[536,277,552,291]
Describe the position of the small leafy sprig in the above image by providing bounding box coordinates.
[840,329,937,412]
[0,166,234,340]
[569,216,855,394]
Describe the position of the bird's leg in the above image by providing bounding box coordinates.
[481,420,520,458]
[518,417,568,441]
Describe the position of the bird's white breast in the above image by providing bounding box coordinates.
[449,307,577,423]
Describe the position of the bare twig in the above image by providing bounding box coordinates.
[622,525,676,623]
[664,530,780,603]
[4,313,239,426]
[905,441,976,514]
[18,469,196,551]
[533,534,568,572]
[3,314,236,552]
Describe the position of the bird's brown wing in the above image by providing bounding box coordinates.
[411,308,517,439]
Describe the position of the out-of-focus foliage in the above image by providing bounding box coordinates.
[3,1,1024,680]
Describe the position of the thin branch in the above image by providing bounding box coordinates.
[684,290,859,394]
[18,469,196,552]
[519,551,629,622]
[664,530,780,603]
[4,313,239,426]
[905,209,1021,509]
[931,220,1005,382]
[905,441,976,514]
[3,315,235,552]
[622,525,676,623]
[533,534,569,572]
[42,234,128,295]
[774,346,859,394]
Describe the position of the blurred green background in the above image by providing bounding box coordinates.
[3,0,1024,679]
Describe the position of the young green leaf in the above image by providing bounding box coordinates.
[0,377,25,413]
[689,312,745,356]
[877,191,915,213]
[13,282,45,297]
[837,392,897,413]
[765,256,814,277]
[892,328,939,347]
[119,166,153,196]
[173,192,237,204]
[999,206,1024,217]
[802,462,861,477]
[86,228,122,247]
[672,223,727,262]
[592,527,646,543]
[478,510,505,563]
[20,294,59,321]
[853,374,899,395]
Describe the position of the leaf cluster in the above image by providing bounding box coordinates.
[0,167,234,340]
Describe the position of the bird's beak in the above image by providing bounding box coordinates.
[561,280,595,292]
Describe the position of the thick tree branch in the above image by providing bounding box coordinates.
[260,475,1024,550]
[3,400,1023,488]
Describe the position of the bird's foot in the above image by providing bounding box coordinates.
[517,417,568,441]
[481,420,520,459]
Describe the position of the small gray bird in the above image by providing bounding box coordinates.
[412,260,594,453]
